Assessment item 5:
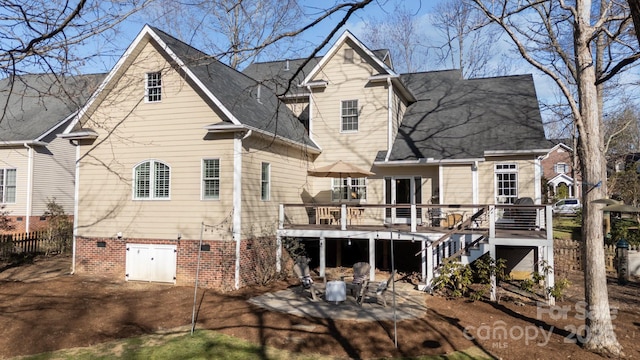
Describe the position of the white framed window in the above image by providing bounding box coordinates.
[202,159,220,200]
[554,162,569,174]
[133,160,170,199]
[145,72,162,102]
[0,169,16,203]
[495,163,518,204]
[341,100,358,132]
[332,177,367,202]
[261,162,270,201]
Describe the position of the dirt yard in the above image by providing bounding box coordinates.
[0,255,639,359]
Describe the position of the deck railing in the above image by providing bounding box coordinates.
[279,203,552,238]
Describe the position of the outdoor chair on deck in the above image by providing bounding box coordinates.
[348,262,371,305]
[293,257,320,301]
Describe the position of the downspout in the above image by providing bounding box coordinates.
[306,86,313,142]
[438,165,444,204]
[534,157,542,204]
[24,143,33,233]
[385,77,393,162]
[472,161,479,204]
[71,141,80,274]
[233,129,252,289]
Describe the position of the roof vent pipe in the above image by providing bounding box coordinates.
[256,84,262,104]
[285,59,290,71]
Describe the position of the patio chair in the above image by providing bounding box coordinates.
[292,257,320,301]
[349,262,371,305]
[317,207,336,225]
[372,270,396,307]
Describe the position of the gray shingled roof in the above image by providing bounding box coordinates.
[386,71,553,161]
[0,73,105,142]
[242,57,321,97]
[150,27,316,149]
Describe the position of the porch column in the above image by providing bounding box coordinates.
[319,237,326,278]
[411,204,417,233]
[369,236,376,281]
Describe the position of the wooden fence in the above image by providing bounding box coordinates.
[554,238,640,274]
[0,231,70,260]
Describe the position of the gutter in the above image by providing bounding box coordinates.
[374,157,485,167]
[0,140,46,148]
[484,149,551,156]
[205,123,321,155]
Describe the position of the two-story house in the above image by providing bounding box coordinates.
[64,25,555,293]
[0,74,103,233]
[540,139,580,201]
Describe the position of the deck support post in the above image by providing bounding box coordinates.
[319,237,326,278]
[369,235,376,281]
[488,243,497,301]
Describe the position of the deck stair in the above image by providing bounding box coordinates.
[416,207,489,290]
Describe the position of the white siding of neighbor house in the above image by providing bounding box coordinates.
[76,40,237,241]
[31,127,76,216]
[0,147,29,215]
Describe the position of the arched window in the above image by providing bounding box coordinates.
[133,160,170,199]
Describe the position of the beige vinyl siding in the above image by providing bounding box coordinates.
[76,41,235,241]
[477,162,495,204]
[477,158,539,203]
[31,131,76,215]
[308,41,388,201]
[0,147,29,215]
[441,165,473,204]
[241,137,311,234]
[390,91,406,148]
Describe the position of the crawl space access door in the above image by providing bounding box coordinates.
[125,243,177,283]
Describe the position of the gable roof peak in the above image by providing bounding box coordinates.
[301,29,398,86]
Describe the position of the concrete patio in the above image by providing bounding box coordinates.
[248,281,428,322]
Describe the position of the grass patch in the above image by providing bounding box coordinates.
[17,329,493,360]
[553,216,582,241]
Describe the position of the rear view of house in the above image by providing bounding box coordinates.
[64,25,554,292]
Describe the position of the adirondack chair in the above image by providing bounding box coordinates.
[349,262,371,305]
[372,270,396,307]
[292,257,320,301]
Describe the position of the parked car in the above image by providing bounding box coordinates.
[552,198,581,215]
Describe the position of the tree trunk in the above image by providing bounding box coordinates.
[575,0,621,355]
[628,0,640,46]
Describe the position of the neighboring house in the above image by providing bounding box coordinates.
[540,140,581,200]
[0,74,104,233]
[64,26,555,293]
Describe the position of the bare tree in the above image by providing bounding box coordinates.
[143,0,306,69]
[0,0,153,76]
[471,0,640,355]
[431,0,513,78]
[361,3,426,73]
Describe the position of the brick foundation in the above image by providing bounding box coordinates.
[75,236,273,290]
